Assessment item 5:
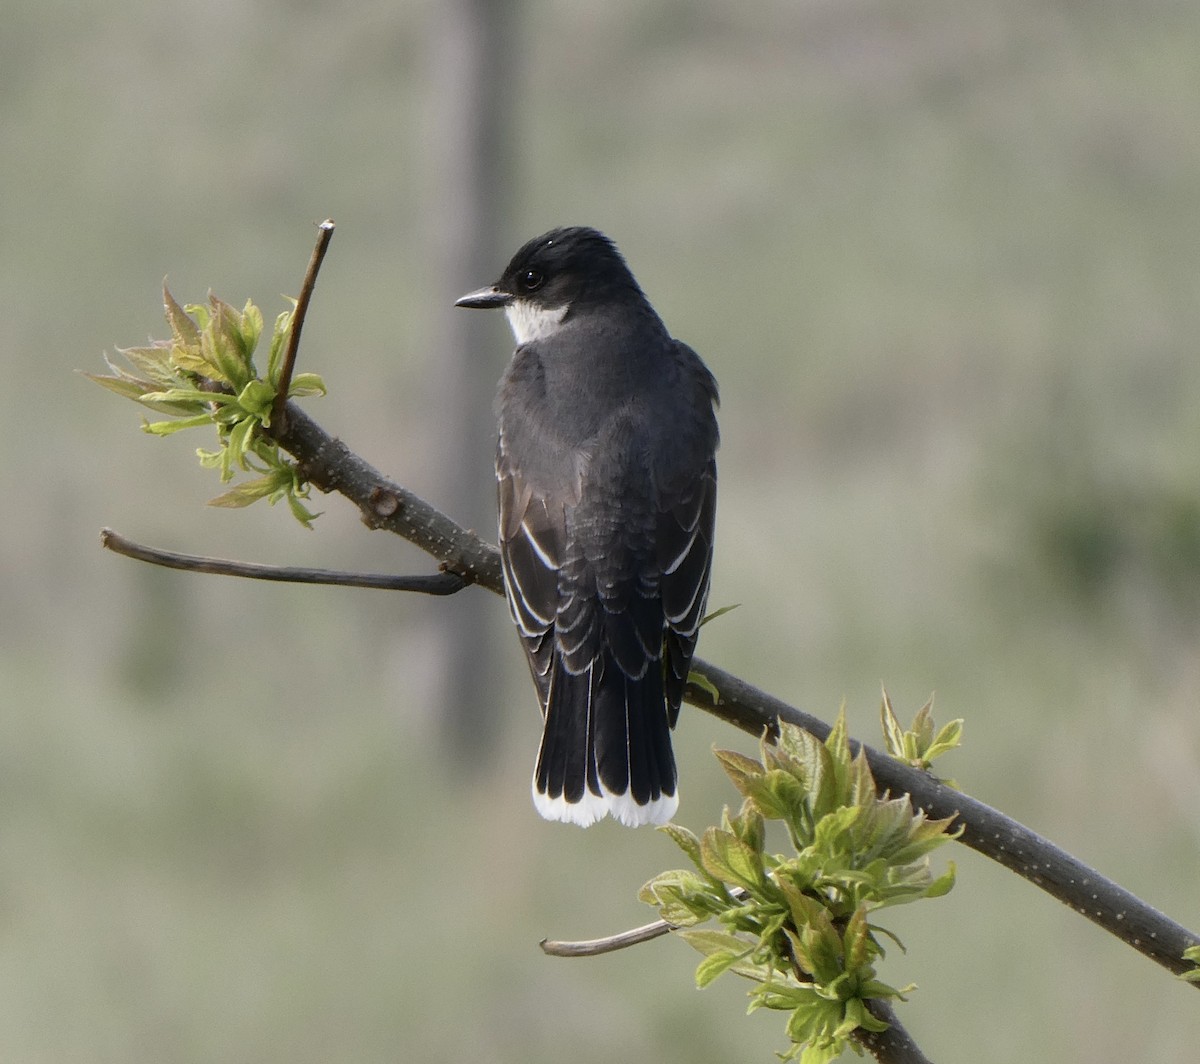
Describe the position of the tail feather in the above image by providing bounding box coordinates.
[533,654,677,828]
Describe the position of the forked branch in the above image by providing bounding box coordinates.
[103,396,1200,985]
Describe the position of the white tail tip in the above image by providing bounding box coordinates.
[532,781,678,828]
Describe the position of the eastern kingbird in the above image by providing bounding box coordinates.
[456,227,719,827]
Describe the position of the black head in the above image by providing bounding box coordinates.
[455,228,643,336]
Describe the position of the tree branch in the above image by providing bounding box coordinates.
[266,399,1198,983]
[99,528,465,594]
[100,395,1200,988]
[271,219,335,432]
[104,394,1200,983]
[276,402,501,587]
[100,383,1199,1064]
[540,919,674,957]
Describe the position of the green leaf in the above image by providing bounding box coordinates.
[729,801,766,855]
[842,996,890,1034]
[860,977,914,1001]
[846,749,877,809]
[883,811,961,865]
[288,371,326,397]
[796,1038,841,1064]
[679,929,758,988]
[789,910,843,984]
[687,668,721,704]
[810,804,862,855]
[210,294,246,355]
[267,302,296,384]
[239,298,263,358]
[880,688,906,758]
[284,490,320,528]
[638,868,720,926]
[208,472,283,508]
[842,906,875,975]
[1182,944,1200,983]
[756,769,814,828]
[824,706,851,782]
[925,717,965,762]
[716,746,817,831]
[922,860,957,898]
[776,878,821,936]
[183,301,211,331]
[912,696,935,748]
[714,747,766,795]
[766,724,836,821]
[225,415,258,467]
[749,981,813,1014]
[169,343,219,380]
[163,284,200,347]
[236,378,276,419]
[699,602,740,627]
[115,343,179,386]
[83,359,209,414]
[83,372,156,402]
[142,413,216,436]
[808,738,838,817]
[658,822,705,870]
[700,827,766,894]
[139,386,231,407]
[879,691,962,769]
[204,318,248,388]
[784,995,844,1050]
[694,944,755,988]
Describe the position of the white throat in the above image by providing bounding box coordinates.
[505,300,568,344]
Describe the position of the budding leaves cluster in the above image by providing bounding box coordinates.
[880,690,963,777]
[85,286,326,526]
[640,710,960,1064]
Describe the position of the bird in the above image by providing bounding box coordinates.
[456,226,719,827]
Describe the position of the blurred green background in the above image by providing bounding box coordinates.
[5,1,1200,1061]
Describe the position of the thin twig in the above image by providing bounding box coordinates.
[271,219,335,432]
[540,919,675,957]
[99,529,465,594]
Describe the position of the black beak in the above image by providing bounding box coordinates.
[455,285,512,309]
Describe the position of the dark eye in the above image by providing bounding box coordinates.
[518,269,545,292]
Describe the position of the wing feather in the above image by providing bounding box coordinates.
[659,458,717,720]
[497,439,570,708]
